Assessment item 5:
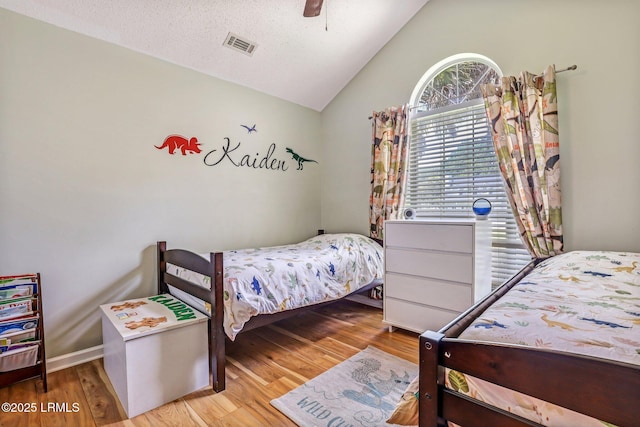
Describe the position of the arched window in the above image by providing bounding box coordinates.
[406,54,530,287]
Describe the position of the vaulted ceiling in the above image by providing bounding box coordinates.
[0,0,429,111]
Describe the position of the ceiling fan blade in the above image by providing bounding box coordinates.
[303,0,323,17]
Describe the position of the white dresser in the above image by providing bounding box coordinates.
[383,218,491,333]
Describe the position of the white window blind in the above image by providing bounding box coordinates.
[406,99,531,288]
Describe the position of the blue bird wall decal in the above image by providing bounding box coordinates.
[241,124,257,133]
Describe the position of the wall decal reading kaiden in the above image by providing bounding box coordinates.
[204,137,288,171]
[155,134,318,173]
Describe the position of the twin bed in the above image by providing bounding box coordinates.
[156,232,383,392]
[417,250,640,427]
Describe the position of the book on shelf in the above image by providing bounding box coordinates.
[0,314,39,337]
[0,275,38,297]
[0,340,39,354]
[0,284,35,300]
[0,297,33,322]
[0,274,38,285]
[0,329,36,345]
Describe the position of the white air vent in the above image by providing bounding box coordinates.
[223,33,257,56]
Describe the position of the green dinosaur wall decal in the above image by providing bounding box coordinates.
[286,147,318,170]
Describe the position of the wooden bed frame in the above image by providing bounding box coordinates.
[418,261,640,427]
[156,233,383,393]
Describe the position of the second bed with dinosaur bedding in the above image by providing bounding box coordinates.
[400,250,640,427]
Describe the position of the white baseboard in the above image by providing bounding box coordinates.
[46,345,104,373]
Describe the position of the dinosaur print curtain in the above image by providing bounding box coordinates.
[369,105,409,240]
[481,65,563,259]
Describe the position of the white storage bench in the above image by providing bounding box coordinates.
[100,294,209,418]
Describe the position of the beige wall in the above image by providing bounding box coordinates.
[321,0,640,253]
[0,10,322,357]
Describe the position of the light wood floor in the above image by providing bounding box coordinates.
[0,301,419,427]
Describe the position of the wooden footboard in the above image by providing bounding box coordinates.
[157,237,384,393]
[420,332,640,426]
[418,260,640,427]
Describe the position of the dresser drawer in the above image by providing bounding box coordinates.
[385,221,473,253]
[386,248,472,284]
[385,273,472,312]
[384,298,461,334]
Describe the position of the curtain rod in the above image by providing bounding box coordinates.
[554,64,577,73]
[525,64,577,84]
[368,64,578,119]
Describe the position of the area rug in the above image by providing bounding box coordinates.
[271,346,418,427]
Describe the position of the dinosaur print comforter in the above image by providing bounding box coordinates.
[447,250,640,426]
[166,233,383,340]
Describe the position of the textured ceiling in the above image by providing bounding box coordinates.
[0,0,429,111]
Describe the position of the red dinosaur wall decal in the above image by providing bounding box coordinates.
[155,135,201,155]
